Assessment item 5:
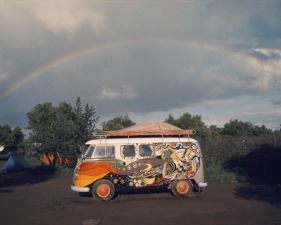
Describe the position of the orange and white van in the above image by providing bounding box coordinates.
[70,122,207,201]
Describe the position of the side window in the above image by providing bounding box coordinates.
[139,144,153,157]
[121,145,135,157]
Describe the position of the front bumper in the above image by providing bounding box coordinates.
[198,182,208,188]
[70,185,90,193]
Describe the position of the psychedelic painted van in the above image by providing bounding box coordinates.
[70,122,207,201]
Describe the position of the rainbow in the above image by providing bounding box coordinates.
[0,38,274,102]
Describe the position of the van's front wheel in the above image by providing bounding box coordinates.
[171,179,192,198]
[91,179,115,202]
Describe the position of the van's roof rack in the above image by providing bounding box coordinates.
[93,131,107,138]
[105,122,195,137]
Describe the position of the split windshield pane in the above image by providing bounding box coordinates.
[92,146,115,158]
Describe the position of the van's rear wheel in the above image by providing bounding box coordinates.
[91,179,115,202]
[171,179,192,198]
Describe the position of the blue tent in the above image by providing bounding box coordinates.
[0,155,31,171]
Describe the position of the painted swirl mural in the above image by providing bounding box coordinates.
[74,142,201,188]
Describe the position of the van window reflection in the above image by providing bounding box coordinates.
[122,145,135,157]
[139,145,153,156]
[86,146,95,158]
[106,146,115,158]
[92,146,115,158]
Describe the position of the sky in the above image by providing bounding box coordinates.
[0,1,281,132]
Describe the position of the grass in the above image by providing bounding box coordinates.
[26,164,74,175]
[23,154,41,162]
[202,134,281,185]
[204,158,247,183]
[22,153,75,175]
[47,200,65,210]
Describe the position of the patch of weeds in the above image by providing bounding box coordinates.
[47,200,65,210]
[27,165,57,175]
[23,155,41,162]
[204,158,247,183]
[55,165,73,173]
[26,164,73,175]
[224,144,281,184]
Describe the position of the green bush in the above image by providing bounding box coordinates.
[23,154,41,162]
[224,143,281,184]
[202,132,281,184]
[204,158,247,183]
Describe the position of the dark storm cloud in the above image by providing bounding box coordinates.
[0,2,281,130]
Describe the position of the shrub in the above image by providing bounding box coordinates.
[204,158,247,183]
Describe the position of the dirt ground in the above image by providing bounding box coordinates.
[0,160,281,225]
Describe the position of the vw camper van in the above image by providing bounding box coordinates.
[71,122,207,201]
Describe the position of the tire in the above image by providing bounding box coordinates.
[171,179,193,198]
[91,179,115,202]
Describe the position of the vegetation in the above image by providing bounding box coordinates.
[204,158,247,183]
[1,100,280,183]
[164,113,280,184]
[0,125,24,157]
[164,114,273,139]
[47,200,64,210]
[25,98,99,161]
[26,164,73,175]
[222,119,273,136]
[74,97,100,149]
[101,115,135,131]
[201,132,281,184]
[164,113,219,138]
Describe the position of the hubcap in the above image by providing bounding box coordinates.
[96,184,110,198]
[176,181,189,194]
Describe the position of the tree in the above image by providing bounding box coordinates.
[26,98,99,160]
[222,119,272,136]
[73,98,99,148]
[74,97,99,150]
[12,126,25,149]
[164,113,219,138]
[81,103,99,143]
[26,102,76,158]
[222,119,252,136]
[0,125,24,154]
[252,125,272,136]
[101,115,136,131]
[0,125,13,146]
[0,125,24,148]
[164,114,176,125]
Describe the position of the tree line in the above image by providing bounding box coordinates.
[0,125,24,154]
[0,98,277,159]
[164,113,273,138]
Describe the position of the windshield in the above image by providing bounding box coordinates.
[86,146,95,158]
[92,146,115,158]
[80,145,90,158]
